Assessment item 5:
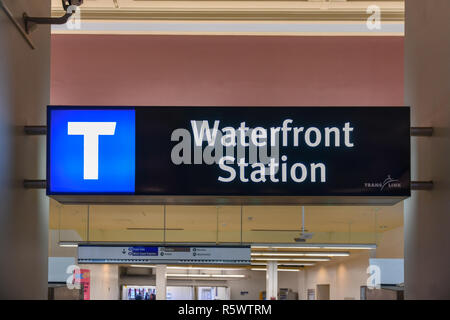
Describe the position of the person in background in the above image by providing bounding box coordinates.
[135,290,143,300]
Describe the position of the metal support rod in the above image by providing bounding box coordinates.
[240,205,243,245]
[163,205,166,244]
[24,126,47,135]
[301,206,305,234]
[411,127,434,137]
[87,204,90,242]
[411,181,434,190]
[216,206,219,245]
[23,12,73,34]
[23,179,46,189]
[23,0,82,34]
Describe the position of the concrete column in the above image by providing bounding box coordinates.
[266,261,278,300]
[155,265,167,300]
[297,269,306,300]
[0,0,50,299]
[404,0,450,299]
[82,264,119,300]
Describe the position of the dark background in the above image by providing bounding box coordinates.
[135,107,410,197]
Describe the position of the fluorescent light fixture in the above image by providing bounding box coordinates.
[166,274,246,278]
[251,257,330,262]
[167,274,208,278]
[58,242,78,248]
[167,266,245,271]
[251,268,301,272]
[251,244,376,250]
[302,252,349,257]
[251,252,349,257]
[129,265,245,271]
[130,264,155,268]
[252,262,315,267]
[211,274,246,278]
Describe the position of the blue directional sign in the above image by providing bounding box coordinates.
[48,108,135,193]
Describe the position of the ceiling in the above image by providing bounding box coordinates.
[51,0,405,35]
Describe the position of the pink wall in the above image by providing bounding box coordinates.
[51,35,403,106]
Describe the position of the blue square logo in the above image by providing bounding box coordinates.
[49,109,135,193]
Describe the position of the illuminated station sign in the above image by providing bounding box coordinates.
[47,106,410,205]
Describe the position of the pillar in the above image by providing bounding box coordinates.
[155,265,167,300]
[266,261,278,300]
[297,269,306,300]
[0,0,50,299]
[404,0,450,299]
[82,264,119,300]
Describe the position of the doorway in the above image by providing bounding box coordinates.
[316,284,330,300]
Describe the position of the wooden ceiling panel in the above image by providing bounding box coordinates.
[51,0,404,22]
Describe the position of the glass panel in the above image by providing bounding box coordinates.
[89,205,164,242]
[242,206,301,243]
[58,202,88,242]
[241,203,403,245]
[49,199,85,257]
[217,206,241,243]
[49,201,403,246]
[165,206,217,243]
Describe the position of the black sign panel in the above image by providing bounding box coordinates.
[48,106,410,205]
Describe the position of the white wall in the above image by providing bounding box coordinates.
[404,0,450,299]
[300,227,404,300]
[278,271,301,298]
[228,269,300,300]
[302,253,370,300]
[229,269,265,300]
[0,0,50,299]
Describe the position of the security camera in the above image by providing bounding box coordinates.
[24,0,84,34]
[66,0,84,6]
[294,232,314,242]
[63,0,84,10]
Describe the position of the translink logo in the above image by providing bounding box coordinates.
[68,122,117,180]
[49,109,135,193]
